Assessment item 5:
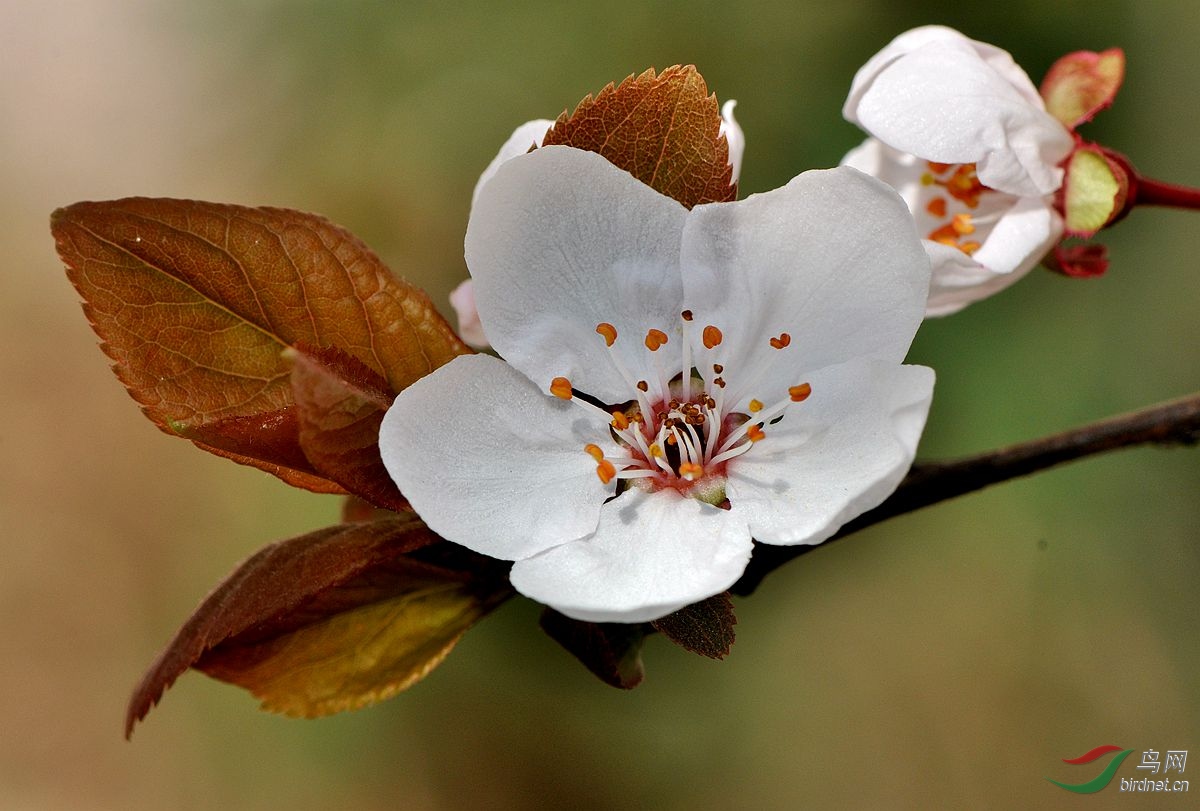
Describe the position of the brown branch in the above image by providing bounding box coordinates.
[732,391,1200,596]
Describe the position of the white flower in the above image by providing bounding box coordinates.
[382,146,935,623]
[842,26,1075,315]
[452,103,746,346]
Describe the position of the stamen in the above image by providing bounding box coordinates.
[681,309,694,322]
[596,460,616,484]
[678,462,704,481]
[746,424,766,443]
[769,332,791,350]
[584,443,604,462]
[550,377,573,400]
[712,363,724,374]
[648,442,673,474]
[748,399,763,413]
[596,322,618,347]
[611,411,629,430]
[713,377,725,388]
[703,325,723,349]
[645,328,669,351]
[637,380,649,392]
[715,383,815,457]
[926,197,947,218]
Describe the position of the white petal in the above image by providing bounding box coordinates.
[470,119,554,211]
[379,354,618,561]
[845,26,1043,115]
[840,136,888,177]
[448,279,489,349]
[681,166,929,409]
[726,360,934,546]
[925,198,1062,316]
[840,137,926,198]
[846,29,1073,197]
[466,146,688,403]
[720,99,745,184]
[510,487,752,623]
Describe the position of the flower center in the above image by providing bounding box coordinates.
[919,162,1002,256]
[548,311,813,500]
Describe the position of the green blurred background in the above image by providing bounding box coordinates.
[3,1,1197,808]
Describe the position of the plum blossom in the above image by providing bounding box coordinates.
[842,26,1076,315]
[381,146,934,623]
[450,102,745,348]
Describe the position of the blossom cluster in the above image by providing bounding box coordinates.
[382,26,1123,623]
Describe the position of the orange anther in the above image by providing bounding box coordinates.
[611,411,630,430]
[645,328,669,351]
[702,325,723,349]
[789,383,812,402]
[943,163,985,208]
[769,332,791,350]
[748,399,763,413]
[960,241,982,255]
[584,443,604,462]
[925,197,947,218]
[596,322,618,346]
[927,161,952,174]
[596,460,616,484]
[649,443,664,458]
[746,424,766,443]
[951,213,974,235]
[550,377,573,400]
[679,462,704,481]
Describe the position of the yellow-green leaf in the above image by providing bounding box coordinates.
[1064,147,1128,236]
[198,572,508,717]
[1041,48,1125,129]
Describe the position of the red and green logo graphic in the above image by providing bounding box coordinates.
[1047,745,1135,793]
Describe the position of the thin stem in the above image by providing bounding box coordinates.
[731,391,1200,596]
[1134,176,1200,210]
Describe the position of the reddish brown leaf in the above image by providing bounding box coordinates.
[1046,242,1110,278]
[542,65,736,209]
[286,344,407,511]
[179,407,345,494]
[52,198,470,490]
[126,517,510,735]
[651,592,736,659]
[539,609,646,689]
[342,495,399,524]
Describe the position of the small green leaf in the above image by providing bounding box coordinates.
[1041,48,1125,129]
[1063,147,1128,236]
